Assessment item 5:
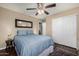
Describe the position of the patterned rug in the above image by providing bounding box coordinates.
[49,43,77,56]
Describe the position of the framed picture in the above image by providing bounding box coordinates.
[15,19,33,28]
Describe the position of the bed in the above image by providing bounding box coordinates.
[14,30,54,56]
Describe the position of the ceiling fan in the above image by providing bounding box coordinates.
[26,3,56,15]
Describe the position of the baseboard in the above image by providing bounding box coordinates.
[55,43,77,50]
[0,47,6,50]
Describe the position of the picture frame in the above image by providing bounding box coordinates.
[15,19,33,28]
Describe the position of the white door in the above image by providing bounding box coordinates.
[42,23,46,35]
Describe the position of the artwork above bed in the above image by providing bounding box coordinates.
[15,19,33,28]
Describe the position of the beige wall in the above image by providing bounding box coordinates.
[46,17,52,37]
[0,7,39,48]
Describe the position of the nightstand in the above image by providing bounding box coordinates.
[5,39,14,51]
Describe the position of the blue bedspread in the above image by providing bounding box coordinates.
[14,35,54,56]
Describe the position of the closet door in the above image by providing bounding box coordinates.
[52,17,63,44]
[52,14,77,48]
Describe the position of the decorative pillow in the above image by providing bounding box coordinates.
[17,30,27,36]
[27,30,33,35]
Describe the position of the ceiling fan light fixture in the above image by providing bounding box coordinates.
[26,3,56,16]
[38,9,44,15]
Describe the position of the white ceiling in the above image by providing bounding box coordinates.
[0,3,79,19]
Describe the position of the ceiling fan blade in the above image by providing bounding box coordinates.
[35,12,38,15]
[45,3,56,8]
[26,8,37,10]
[44,10,49,15]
